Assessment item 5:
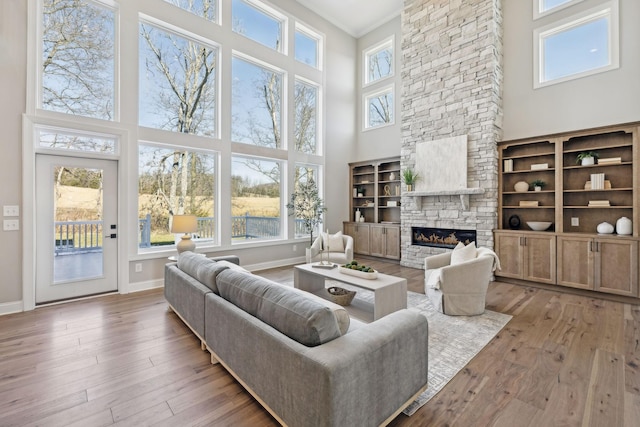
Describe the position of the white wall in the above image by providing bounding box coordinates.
[503,0,640,139]
[355,16,402,160]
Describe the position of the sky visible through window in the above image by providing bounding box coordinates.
[543,17,609,82]
[232,0,282,51]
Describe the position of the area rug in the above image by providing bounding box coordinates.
[327,283,512,416]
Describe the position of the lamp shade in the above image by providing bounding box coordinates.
[171,215,197,233]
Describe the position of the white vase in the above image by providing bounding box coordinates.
[616,217,632,235]
[597,222,614,234]
[389,172,395,181]
[581,156,595,166]
[534,186,542,192]
[514,181,529,192]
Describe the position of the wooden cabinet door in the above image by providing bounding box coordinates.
[523,234,556,284]
[594,238,638,297]
[494,231,524,279]
[369,225,384,257]
[557,236,594,290]
[383,225,400,260]
[353,223,370,255]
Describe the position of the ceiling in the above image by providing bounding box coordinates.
[294,0,403,38]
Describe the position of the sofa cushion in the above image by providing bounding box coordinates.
[451,241,477,265]
[196,261,231,293]
[216,270,342,347]
[177,252,210,279]
[322,231,345,252]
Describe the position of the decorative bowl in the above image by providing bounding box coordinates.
[514,181,529,192]
[526,221,552,231]
[339,266,378,280]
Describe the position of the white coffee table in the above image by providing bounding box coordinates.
[293,263,407,321]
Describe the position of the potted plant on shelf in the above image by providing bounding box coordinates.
[576,151,599,166]
[286,177,327,247]
[402,168,420,192]
[531,179,546,192]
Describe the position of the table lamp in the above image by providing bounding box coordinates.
[171,214,197,253]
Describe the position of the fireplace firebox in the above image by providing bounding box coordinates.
[411,227,477,249]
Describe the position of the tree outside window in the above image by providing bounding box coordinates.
[164,0,218,22]
[41,0,115,120]
[365,87,394,129]
[295,79,318,154]
[138,144,216,248]
[139,22,218,137]
[364,38,393,85]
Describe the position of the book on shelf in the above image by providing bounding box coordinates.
[503,159,513,172]
[530,163,548,170]
[598,157,622,164]
[519,200,539,207]
[588,200,610,207]
[584,180,611,190]
[590,173,605,190]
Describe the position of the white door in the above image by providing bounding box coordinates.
[35,155,118,304]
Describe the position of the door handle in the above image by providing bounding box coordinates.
[105,233,117,239]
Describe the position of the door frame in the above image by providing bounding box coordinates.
[22,115,130,310]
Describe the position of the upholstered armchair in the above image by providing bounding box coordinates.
[306,232,354,265]
[424,245,500,316]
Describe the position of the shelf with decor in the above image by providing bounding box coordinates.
[496,122,640,300]
[346,157,401,260]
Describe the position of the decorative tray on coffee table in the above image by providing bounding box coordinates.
[339,261,378,279]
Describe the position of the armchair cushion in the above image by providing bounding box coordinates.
[322,231,345,252]
[450,241,477,265]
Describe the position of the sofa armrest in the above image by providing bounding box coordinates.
[205,296,428,427]
[343,236,354,262]
[209,255,240,265]
[424,251,451,270]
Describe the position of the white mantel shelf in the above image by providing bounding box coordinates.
[408,188,484,210]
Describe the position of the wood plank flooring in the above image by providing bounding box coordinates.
[0,258,638,426]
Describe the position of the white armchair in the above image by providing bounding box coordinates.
[424,247,500,316]
[306,233,354,265]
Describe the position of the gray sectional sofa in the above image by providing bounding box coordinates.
[164,252,429,427]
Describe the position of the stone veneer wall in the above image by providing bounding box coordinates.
[400,0,503,268]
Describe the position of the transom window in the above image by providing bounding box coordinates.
[295,24,321,69]
[232,0,286,52]
[534,0,585,19]
[363,37,393,85]
[37,127,118,155]
[534,3,618,88]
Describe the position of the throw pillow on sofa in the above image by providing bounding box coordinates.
[322,231,345,252]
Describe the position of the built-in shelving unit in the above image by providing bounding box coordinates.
[495,122,640,299]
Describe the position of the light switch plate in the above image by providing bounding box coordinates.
[3,205,19,217]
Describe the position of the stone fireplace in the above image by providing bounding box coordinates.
[400,0,503,268]
[412,227,477,249]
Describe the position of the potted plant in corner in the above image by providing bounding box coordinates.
[576,151,599,166]
[531,179,546,192]
[286,177,327,248]
[402,168,420,192]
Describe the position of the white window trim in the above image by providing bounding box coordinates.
[533,0,585,20]
[233,0,289,54]
[294,21,323,70]
[533,1,619,89]
[363,35,394,87]
[363,85,394,131]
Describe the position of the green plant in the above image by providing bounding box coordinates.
[576,151,599,164]
[401,168,420,185]
[286,177,327,247]
[530,179,546,188]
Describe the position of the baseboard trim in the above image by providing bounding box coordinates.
[0,300,24,316]
[244,256,305,272]
[128,278,164,293]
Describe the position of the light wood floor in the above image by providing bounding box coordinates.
[1,258,638,426]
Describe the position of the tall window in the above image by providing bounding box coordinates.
[534,3,618,88]
[232,0,285,52]
[295,24,320,69]
[164,0,218,22]
[293,164,321,238]
[139,21,218,137]
[231,156,282,242]
[295,79,318,154]
[41,0,115,120]
[231,55,283,148]
[364,87,394,129]
[364,37,393,85]
[138,144,217,248]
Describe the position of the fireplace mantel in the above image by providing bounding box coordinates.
[408,188,484,210]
